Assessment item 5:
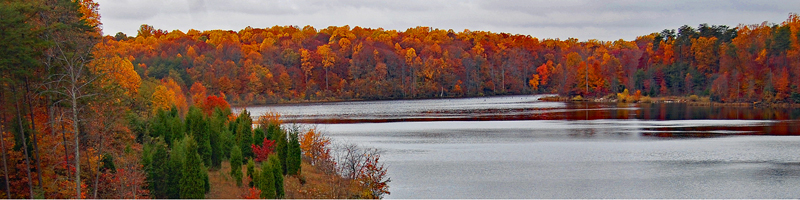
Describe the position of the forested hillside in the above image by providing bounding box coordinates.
[102,14,800,104]
[2,0,800,198]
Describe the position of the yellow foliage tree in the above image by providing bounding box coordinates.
[163,78,188,115]
[151,85,175,113]
[529,74,540,91]
[691,36,718,75]
[89,55,141,97]
[317,44,335,91]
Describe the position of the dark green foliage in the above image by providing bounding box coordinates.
[150,106,185,147]
[209,128,223,169]
[230,145,244,187]
[143,140,170,198]
[186,106,212,167]
[179,137,207,199]
[0,1,45,82]
[287,130,302,175]
[275,129,288,174]
[222,129,236,160]
[259,158,276,199]
[771,25,791,55]
[203,170,210,193]
[234,110,254,158]
[185,106,206,136]
[114,32,128,41]
[268,155,285,198]
[10,117,33,153]
[246,159,255,187]
[126,112,149,144]
[266,123,281,141]
[210,107,228,165]
[792,92,800,103]
[100,153,116,173]
[253,128,266,149]
[165,139,185,199]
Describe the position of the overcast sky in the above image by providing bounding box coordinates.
[95,0,799,41]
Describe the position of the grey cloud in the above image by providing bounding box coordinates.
[96,0,799,41]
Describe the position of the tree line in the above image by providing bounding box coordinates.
[99,13,800,104]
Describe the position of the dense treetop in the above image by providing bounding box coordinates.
[104,13,800,104]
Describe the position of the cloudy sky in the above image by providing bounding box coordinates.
[96,0,799,41]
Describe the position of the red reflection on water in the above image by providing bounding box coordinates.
[286,102,800,136]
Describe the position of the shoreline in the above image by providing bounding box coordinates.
[540,95,800,109]
[234,94,800,109]
[232,93,555,108]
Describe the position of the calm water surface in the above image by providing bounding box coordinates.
[243,95,800,198]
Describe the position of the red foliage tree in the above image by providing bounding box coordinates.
[200,95,230,115]
[251,138,275,162]
[242,187,261,199]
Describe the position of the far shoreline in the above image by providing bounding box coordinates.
[541,95,800,109]
[232,93,800,110]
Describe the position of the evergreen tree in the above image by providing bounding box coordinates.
[230,145,244,187]
[203,169,210,193]
[186,106,212,167]
[253,128,266,149]
[165,139,185,199]
[246,158,256,187]
[144,141,170,198]
[268,155,285,198]
[180,137,206,198]
[151,106,185,147]
[150,109,170,144]
[275,129,288,174]
[168,106,186,144]
[211,107,230,162]
[287,130,302,175]
[266,123,281,140]
[259,157,276,199]
[235,110,254,158]
[223,129,236,159]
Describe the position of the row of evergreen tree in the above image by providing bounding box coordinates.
[139,105,301,198]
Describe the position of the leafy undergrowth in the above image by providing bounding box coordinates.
[207,161,361,199]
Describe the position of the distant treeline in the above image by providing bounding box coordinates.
[101,13,800,104]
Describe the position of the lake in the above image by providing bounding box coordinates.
[242,95,800,198]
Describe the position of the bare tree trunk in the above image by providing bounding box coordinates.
[37,1,99,198]
[60,113,70,181]
[72,92,80,199]
[24,80,45,197]
[325,68,329,92]
[14,90,35,199]
[91,131,105,199]
[0,92,11,199]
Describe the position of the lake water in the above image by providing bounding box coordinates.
[243,95,800,198]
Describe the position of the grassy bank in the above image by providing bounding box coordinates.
[206,161,361,199]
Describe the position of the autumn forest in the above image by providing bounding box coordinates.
[112,14,800,104]
[3,0,800,198]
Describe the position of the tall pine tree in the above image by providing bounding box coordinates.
[287,130,302,175]
[230,145,244,187]
[268,155,285,198]
[259,157,276,199]
[179,137,206,198]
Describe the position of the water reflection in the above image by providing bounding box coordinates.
[244,95,800,136]
[244,95,800,198]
